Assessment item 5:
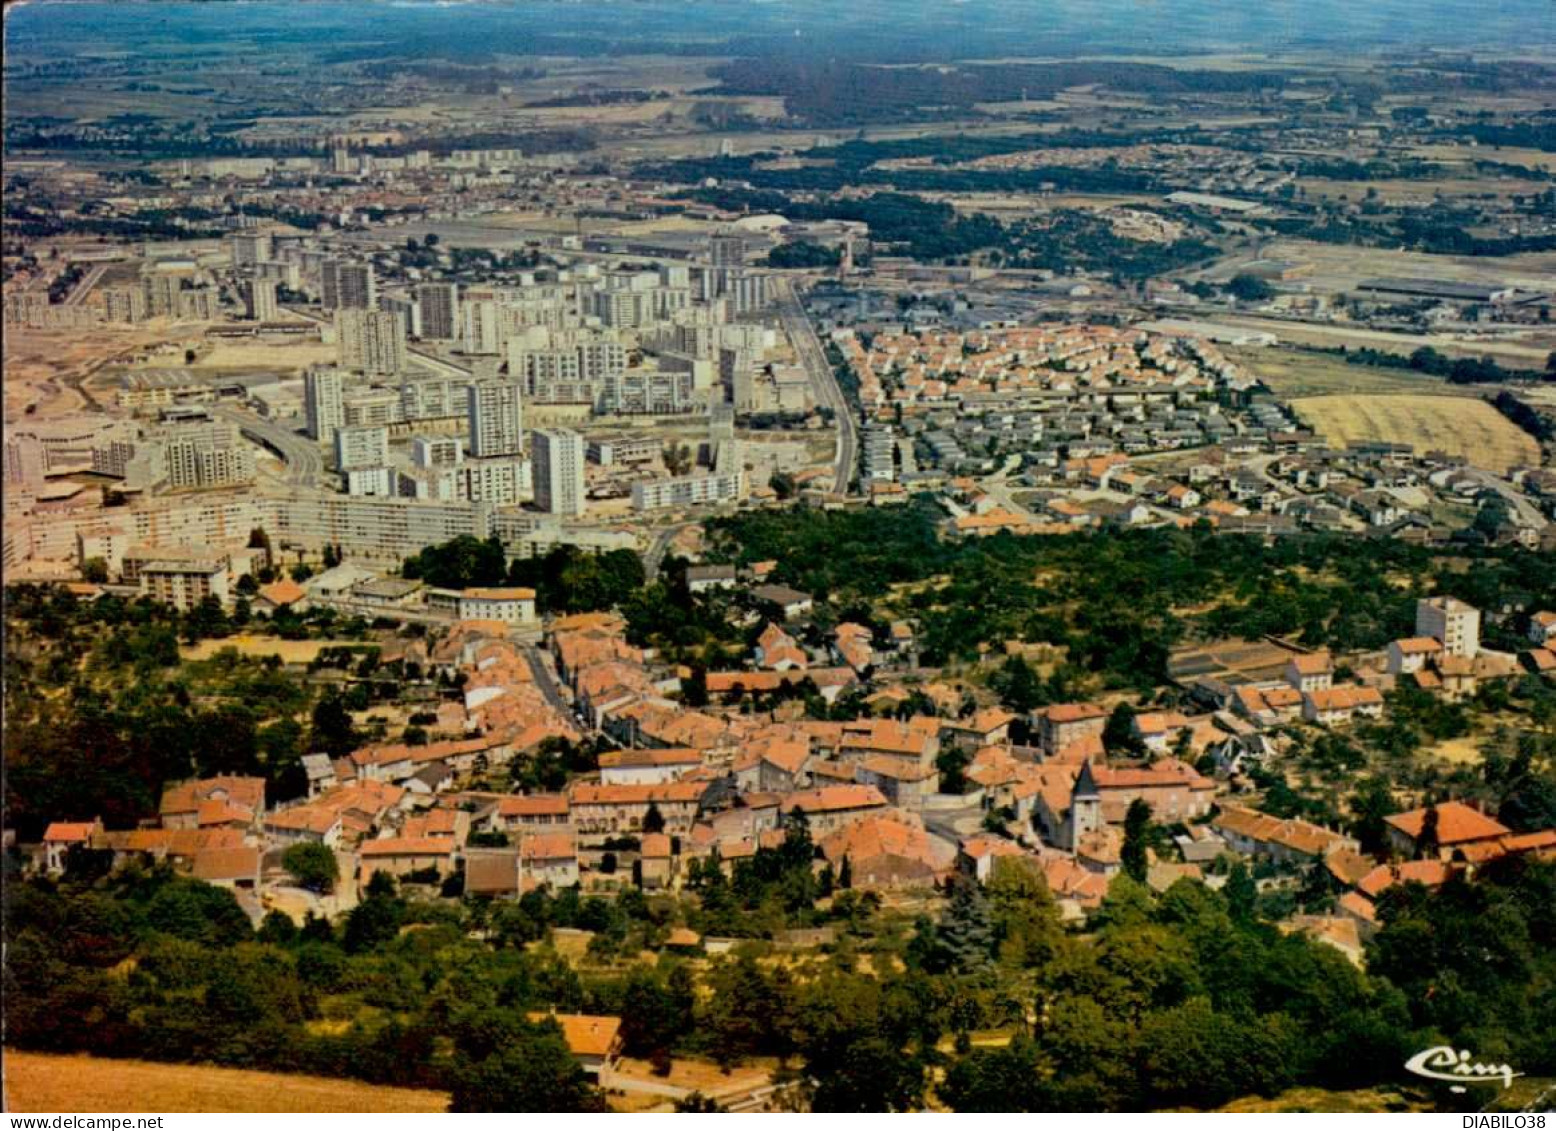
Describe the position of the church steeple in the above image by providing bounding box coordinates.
[1068,759,1103,849]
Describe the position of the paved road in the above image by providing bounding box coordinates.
[774,277,857,495]
[519,643,572,715]
[1464,469,1550,530]
[61,263,107,307]
[214,404,326,489]
[644,521,692,581]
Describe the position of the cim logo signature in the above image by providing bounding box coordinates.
[1405,1046,1523,1093]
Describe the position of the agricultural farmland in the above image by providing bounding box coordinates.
[1289,393,1540,473]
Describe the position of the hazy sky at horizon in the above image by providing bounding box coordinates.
[5,0,1553,61]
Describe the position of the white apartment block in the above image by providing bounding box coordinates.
[412,435,465,468]
[139,558,230,610]
[230,232,272,267]
[417,282,460,341]
[243,278,278,322]
[336,309,408,376]
[343,466,396,497]
[462,457,530,506]
[455,587,537,624]
[304,366,345,441]
[321,260,375,311]
[631,471,746,512]
[1416,596,1480,659]
[466,381,524,458]
[343,387,403,428]
[334,425,390,471]
[532,428,586,516]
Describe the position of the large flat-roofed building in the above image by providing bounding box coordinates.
[1416,596,1480,659]
[631,470,745,512]
[304,366,345,441]
[417,281,459,340]
[243,278,278,322]
[1356,278,1518,305]
[334,424,390,472]
[456,586,537,624]
[336,309,407,376]
[139,557,230,610]
[321,259,375,311]
[466,381,524,458]
[532,427,586,516]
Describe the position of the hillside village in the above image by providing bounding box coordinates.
[23,537,1556,1102]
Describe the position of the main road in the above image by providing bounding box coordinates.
[213,404,325,490]
[773,276,857,495]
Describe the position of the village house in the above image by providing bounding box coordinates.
[1211,805,1360,865]
[567,780,709,840]
[957,835,1032,884]
[1232,684,1304,726]
[42,819,103,874]
[1036,702,1109,756]
[756,737,813,792]
[750,583,815,620]
[819,815,942,890]
[638,832,676,890]
[489,792,571,834]
[854,755,939,809]
[597,747,704,785]
[159,776,266,832]
[1387,636,1445,675]
[190,845,263,890]
[778,783,890,837]
[1284,652,1333,693]
[455,586,537,624]
[359,836,456,881]
[521,831,581,889]
[942,707,1018,752]
[1302,685,1384,724]
[529,1013,623,1079]
[1384,800,1511,861]
[685,564,738,593]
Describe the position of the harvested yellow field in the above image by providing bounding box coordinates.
[3,1051,449,1113]
[1291,394,1539,473]
[180,636,376,664]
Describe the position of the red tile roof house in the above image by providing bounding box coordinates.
[521,831,581,889]
[489,792,571,833]
[190,845,262,890]
[1302,685,1384,725]
[957,834,1032,884]
[778,784,889,837]
[1385,801,1512,861]
[1211,804,1360,866]
[567,780,709,841]
[941,707,1018,752]
[358,836,456,882]
[42,819,103,874]
[159,775,266,831]
[638,831,676,890]
[819,815,943,891]
[464,850,526,899]
[854,755,939,809]
[1036,702,1108,756]
[528,1013,623,1079]
[598,746,704,786]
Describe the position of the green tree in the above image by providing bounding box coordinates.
[310,692,357,759]
[449,1019,607,1112]
[282,841,339,893]
[1103,704,1145,757]
[1121,799,1152,883]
